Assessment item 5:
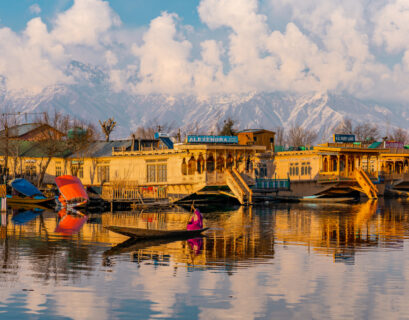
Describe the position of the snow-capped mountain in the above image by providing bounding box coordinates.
[0,61,408,140]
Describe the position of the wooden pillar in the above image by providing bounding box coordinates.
[345,154,349,175]
[337,155,340,175]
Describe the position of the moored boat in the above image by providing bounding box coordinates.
[55,175,89,208]
[7,178,54,206]
[105,226,209,239]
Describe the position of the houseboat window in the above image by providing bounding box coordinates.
[246,156,251,171]
[181,158,187,175]
[308,166,312,175]
[55,162,62,177]
[157,164,167,182]
[147,164,167,182]
[217,155,225,173]
[226,154,234,169]
[147,164,156,182]
[301,167,304,175]
[188,156,196,175]
[25,164,36,177]
[207,154,215,173]
[197,155,204,174]
[71,161,84,179]
[295,167,299,175]
[97,165,110,183]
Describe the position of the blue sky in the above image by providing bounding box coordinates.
[0,0,202,31]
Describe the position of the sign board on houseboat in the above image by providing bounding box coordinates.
[333,134,356,143]
[187,135,239,144]
[385,141,404,149]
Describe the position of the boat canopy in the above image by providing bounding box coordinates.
[55,175,89,205]
[10,179,44,198]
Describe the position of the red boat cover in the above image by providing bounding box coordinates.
[55,175,89,204]
[55,208,87,235]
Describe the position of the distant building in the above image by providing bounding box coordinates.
[0,123,64,141]
[237,129,275,151]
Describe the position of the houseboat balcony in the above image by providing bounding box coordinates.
[317,170,379,183]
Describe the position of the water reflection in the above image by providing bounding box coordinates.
[55,209,88,235]
[0,200,409,318]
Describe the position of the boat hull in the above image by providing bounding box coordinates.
[105,226,209,239]
[6,196,55,206]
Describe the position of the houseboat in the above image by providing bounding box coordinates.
[273,140,386,199]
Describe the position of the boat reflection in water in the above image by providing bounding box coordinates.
[11,208,44,225]
[0,199,408,275]
[102,199,409,268]
[55,208,88,235]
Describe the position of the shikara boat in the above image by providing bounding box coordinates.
[105,226,209,239]
[299,195,356,203]
[7,178,54,206]
[55,175,89,208]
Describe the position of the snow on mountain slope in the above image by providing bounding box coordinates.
[0,61,407,139]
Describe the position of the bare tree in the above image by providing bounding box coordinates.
[273,126,285,146]
[390,128,409,144]
[335,117,353,134]
[99,118,116,142]
[133,119,174,139]
[287,125,317,147]
[354,122,379,143]
[0,114,20,182]
[35,111,96,187]
[217,117,237,136]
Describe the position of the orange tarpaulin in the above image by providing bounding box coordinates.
[55,175,89,206]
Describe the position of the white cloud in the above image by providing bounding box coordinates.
[373,0,409,53]
[29,3,41,15]
[51,0,121,46]
[2,0,409,103]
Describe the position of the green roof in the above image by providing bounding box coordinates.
[368,142,382,149]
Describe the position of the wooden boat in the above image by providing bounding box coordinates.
[8,178,54,206]
[55,175,89,208]
[6,196,54,206]
[105,226,209,239]
[299,195,356,203]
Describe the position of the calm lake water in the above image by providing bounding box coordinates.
[1,199,409,319]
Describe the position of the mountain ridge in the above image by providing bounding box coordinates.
[0,61,407,140]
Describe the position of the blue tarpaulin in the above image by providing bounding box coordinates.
[10,179,44,197]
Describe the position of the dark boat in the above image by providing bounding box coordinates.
[7,178,54,206]
[105,226,209,239]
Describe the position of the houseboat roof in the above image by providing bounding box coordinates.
[0,123,64,139]
[69,140,132,158]
[0,140,70,158]
[237,129,274,134]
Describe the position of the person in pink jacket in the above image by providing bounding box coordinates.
[187,208,203,230]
